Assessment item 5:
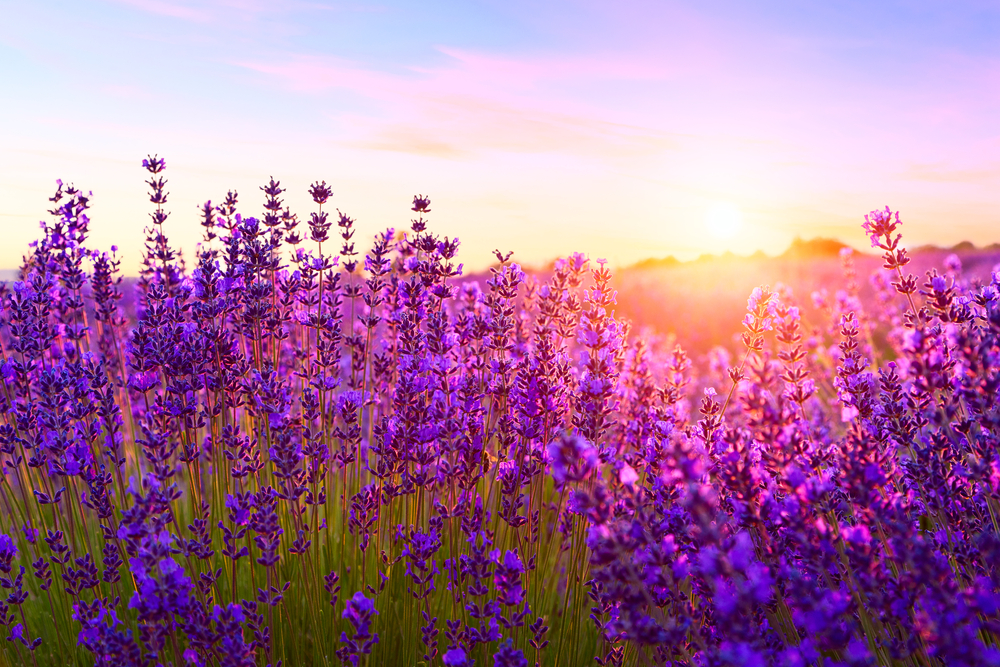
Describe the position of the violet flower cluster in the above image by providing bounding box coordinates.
[0,159,999,667]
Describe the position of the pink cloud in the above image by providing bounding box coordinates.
[237,50,685,160]
[109,0,361,24]
[233,9,1000,202]
[112,0,212,22]
[238,56,401,96]
[903,163,1000,184]
[348,127,468,159]
[237,48,674,99]
[424,46,676,88]
[341,108,680,160]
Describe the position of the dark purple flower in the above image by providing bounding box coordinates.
[342,591,377,640]
[442,647,472,666]
[492,640,528,667]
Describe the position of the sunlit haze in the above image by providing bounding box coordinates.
[1,1,998,273]
[705,203,743,240]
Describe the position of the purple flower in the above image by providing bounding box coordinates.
[411,194,431,213]
[842,525,871,545]
[492,549,526,608]
[127,548,194,621]
[0,534,17,563]
[225,493,252,526]
[862,205,900,248]
[618,463,638,488]
[547,433,599,486]
[141,155,165,173]
[443,647,472,666]
[343,591,378,640]
[340,592,380,665]
[492,640,528,667]
[127,371,158,392]
[9,161,1000,667]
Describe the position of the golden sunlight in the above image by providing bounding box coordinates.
[705,202,743,239]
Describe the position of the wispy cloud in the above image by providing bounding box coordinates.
[341,112,681,159]
[238,50,684,159]
[903,162,1000,184]
[111,0,212,22]
[108,0,368,24]
[424,46,675,88]
[348,128,467,158]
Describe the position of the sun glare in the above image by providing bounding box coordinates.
[705,202,743,239]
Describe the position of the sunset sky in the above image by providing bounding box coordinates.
[1,0,998,273]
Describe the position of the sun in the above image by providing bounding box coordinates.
[705,202,743,239]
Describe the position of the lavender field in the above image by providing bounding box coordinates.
[1,157,999,667]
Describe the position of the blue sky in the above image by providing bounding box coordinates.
[1,0,998,271]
